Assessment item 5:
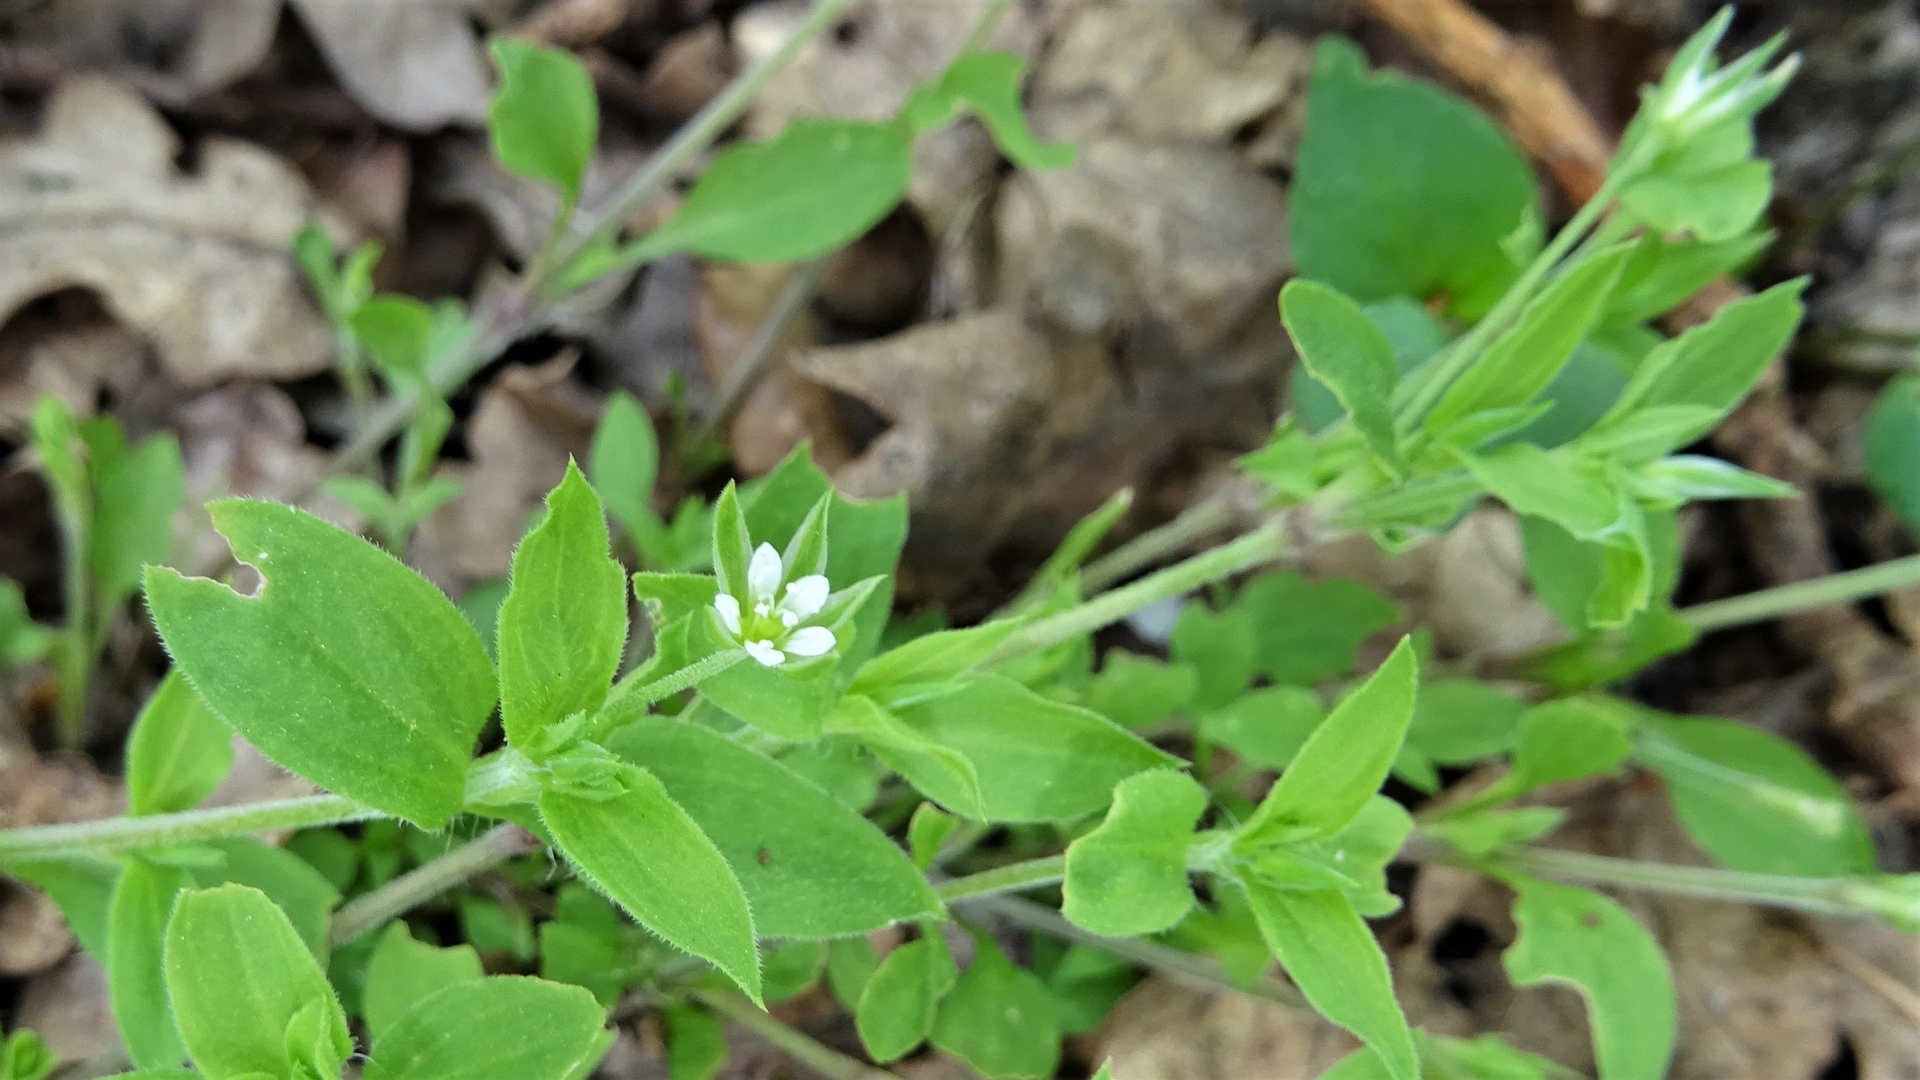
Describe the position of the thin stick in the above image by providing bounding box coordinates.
[1080,493,1241,594]
[1679,554,1920,634]
[0,795,375,861]
[696,256,830,446]
[694,989,901,1080]
[329,823,541,945]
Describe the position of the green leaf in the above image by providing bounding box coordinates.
[1426,246,1633,433]
[589,391,661,542]
[856,933,956,1063]
[164,885,351,1080]
[498,462,628,752]
[1642,714,1874,877]
[126,673,233,817]
[487,39,598,199]
[5,855,118,959]
[349,296,437,382]
[1630,455,1794,507]
[627,121,912,265]
[664,1004,727,1080]
[1199,685,1324,769]
[826,937,880,1011]
[827,695,984,817]
[1293,299,1450,434]
[1602,278,1806,424]
[1244,638,1417,841]
[1868,375,1920,535]
[365,976,612,1080]
[1291,38,1538,318]
[1242,883,1416,1080]
[1405,678,1525,765]
[762,939,827,1002]
[1606,230,1772,326]
[1241,796,1410,917]
[922,53,1074,170]
[91,430,183,612]
[1424,807,1566,856]
[929,928,1061,1080]
[1463,445,1620,540]
[1082,653,1195,730]
[1063,771,1206,936]
[1280,279,1407,472]
[145,500,497,827]
[539,894,631,1005]
[852,620,1021,696]
[1508,699,1633,792]
[109,857,192,1070]
[1168,601,1256,710]
[194,838,341,961]
[883,675,1179,822]
[0,578,52,666]
[907,802,958,871]
[1234,572,1400,686]
[1006,489,1132,614]
[362,921,485,1042]
[710,484,752,606]
[1502,876,1675,1080]
[0,1030,58,1080]
[540,766,761,1002]
[605,718,942,938]
[1032,941,1138,1035]
[1620,123,1773,242]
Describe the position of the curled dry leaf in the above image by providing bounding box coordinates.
[286,0,492,131]
[0,79,333,388]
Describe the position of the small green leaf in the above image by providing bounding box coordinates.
[926,53,1074,170]
[362,922,484,1042]
[365,976,612,1080]
[826,936,880,1011]
[1603,278,1806,424]
[1606,230,1772,325]
[929,928,1061,1080]
[852,621,1022,695]
[1280,279,1407,473]
[5,855,118,959]
[1033,942,1137,1035]
[1630,455,1795,506]
[589,391,660,541]
[1233,572,1400,686]
[1082,653,1195,729]
[1405,678,1525,765]
[1463,445,1620,540]
[710,484,752,604]
[0,578,52,667]
[1006,490,1132,614]
[498,462,628,752]
[762,939,827,1002]
[1293,298,1450,434]
[827,695,985,818]
[907,802,958,871]
[627,121,912,265]
[193,838,341,961]
[1620,122,1772,242]
[91,430,183,613]
[164,885,351,1080]
[487,39,598,199]
[348,296,437,382]
[856,933,956,1063]
[1168,602,1256,710]
[1508,699,1633,792]
[1502,876,1675,1080]
[109,858,192,1070]
[1063,771,1206,936]
[145,500,496,827]
[126,673,233,818]
[540,766,761,1002]
[1868,375,1920,535]
[630,573,719,628]
[664,1004,727,1080]
[0,1030,58,1080]
[605,719,942,939]
[1198,685,1324,769]
[1242,883,1416,1080]
[1244,638,1417,841]
[1424,807,1566,856]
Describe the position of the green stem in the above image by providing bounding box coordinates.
[963,0,1017,51]
[0,795,376,862]
[1679,554,1920,634]
[933,854,1065,903]
[987,523,1289,664]
[1079,493,1241,594]
[329,823,539,946]
[694,989,901,1080]
[595,650,748,735]
[697,256,831,446]
[52,499,89,748]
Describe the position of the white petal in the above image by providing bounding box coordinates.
[779,575,830,620]
[748,543,784,602]
[782,626,836,658]
[743,639,786,667]
[712,594,742,637]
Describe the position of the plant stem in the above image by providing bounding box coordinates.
[933,854,1065,903]
[1080,493,1241,594]
[696,256,831,446]
[329,823,540,946]
[596,649,748,735]
[963,0,1018,51]
[694,989,901,1080]
[987,523,1289,663]
[0,795,376,862]
[1679,554,1920,634]
[966,894,1306,1008]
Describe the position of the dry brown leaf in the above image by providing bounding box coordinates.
[0,883,71,977]
[1090,976,1356,1080]
[7,0,280,93]
[286,0,492,131]
[694,261,846,476]
[0,78,333,389]
[14,952,117,1065]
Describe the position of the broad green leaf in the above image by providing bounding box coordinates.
[348,296,436,382]
[664,1004,727,1080]
[1198,686,1324,769]
[1603,279,1806,424]
[0,578,51,666]
[91,431,183,611]
[1868,375,1920,535]
[362,922,484,1041]
[587,391,660,543]
[606,719,942,938]
[1426,246,1633,433]
[1280,279,1405,472]
[1502,876,1675,1080]
[1642,715,1874,877]
[627,120,912,265]
[145,500,496,827]
[917,53,1074,170]
[908,802,958,870]
[1082,653,1195,729]
[194,839,340,960]
[1243,883,1416,1080]
[109,858,192,1070]
[1233,572,1400,686]
[540,766,761,1002]
[884,675,1179,822]
[5,855,118,958]
[487,39,598,199]
[929,928,1060,1080]
[1291,37,1537,318]
[1406,678,1525,765]
[1463,445,1619,540]
[857,933,956,1063]
[852,621,1022,696]
[1063,771,1206,936]
[1169,602,1256,709]
[365,976,612,1080]
[1244,638,1417,841]
[126,673,232,817]
[164,885,351,1080]
[498,462,628,751]
[827,695,984,817]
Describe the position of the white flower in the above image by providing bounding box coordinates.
[715,543,837,667]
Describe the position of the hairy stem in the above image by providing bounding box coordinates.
[1079,493,1242,594]
[0,795,377,862]
[329,823,540,946]
[695,989,901,1080]
[596,649,748,735]
[1679,553,1920,634]
[933,854,1066,903]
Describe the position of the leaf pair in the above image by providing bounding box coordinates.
[838,927,1062,1078]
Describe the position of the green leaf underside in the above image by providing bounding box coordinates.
[364,977,612,1080]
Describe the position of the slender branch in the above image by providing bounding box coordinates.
[933,854,1065,903]
[596,649,748,735]
[1679,554,1920,634]
[329,823,540,946]
[963,0,1018,52]
[0,795,376,861]
[696,256,830,446]
[988,523,1289,663]
[694,989,901,1080]
[1079,493,1240,594]
[966,894,1306,1007]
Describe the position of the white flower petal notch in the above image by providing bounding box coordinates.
[710,541,839,668]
